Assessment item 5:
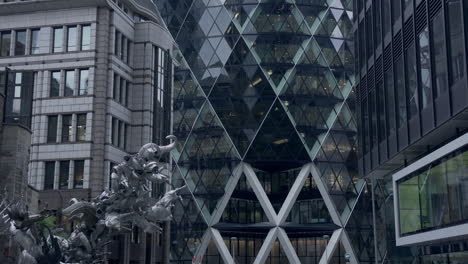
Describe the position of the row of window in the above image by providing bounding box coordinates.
[114,30,131,64]
[0,24,91,57]
[47,113,87,143]
[44,160,85,190]
[359,0,465,155]
[53,24,91,53]
[111,117,128,150]
[50,68,89,97]
[113,73,129,106]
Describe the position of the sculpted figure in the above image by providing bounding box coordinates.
[0,136,185,264]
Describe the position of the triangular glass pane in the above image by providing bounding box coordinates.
[219,173,269,224]
[265,240,290,263]
[287,234,330,263]
[178,103,241,221]
[170,169,208,263]
[255,166,302,213]
[245,100,310,172]
[155,0,195,37]
[173,66,206,161]
[284,173,333,225]
[345,186,375,263]
[221,232,269,264]
[210,40,276,156]
[202,240,223,264]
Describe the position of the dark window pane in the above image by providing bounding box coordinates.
[114,30,121,56]
[395,56,407,128]
[447,0,464,84]
[1,31,11,57]
[81,25,91,50]
[377,81,386,142]
[44,161,55,190]
[74,160,84,189]
[370,90,378,147]
[120,78,125,104]
[385,69,396,134]
[15,30,26,55]
[47,115,58,143]
[383,0,391,36]
[59,161,69,189]
[53,27,63,53]
[405,43,418,117]
[79,69,89,95]
[76,114,86,141]
[404,0,412,10]
[112,118,119,146]
[31,29,40,54]
[431,11,448,97]
[67,26,77,51]
[374,0,382,46]
[366,10,373,60]
[418,26,432,109]
[362,98,369,153]
[65,70,75,96]
[50,71,60,97]
[392,0,401,23]
[113,73,119,101]
[62,115,72,142]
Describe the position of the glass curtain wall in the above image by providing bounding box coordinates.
[156,0,365,263]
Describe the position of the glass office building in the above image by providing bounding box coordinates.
[355,0,468,262]
[156,0,373,263]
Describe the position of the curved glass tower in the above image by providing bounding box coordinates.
[155,0,373,263]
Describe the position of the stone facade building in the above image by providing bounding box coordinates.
[0,0,173,263]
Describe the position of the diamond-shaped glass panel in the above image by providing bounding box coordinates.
[245,100,310,172]
[178,103,241,220]
[210,40,276,156]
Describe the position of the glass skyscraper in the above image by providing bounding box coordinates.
[156,0,373,263]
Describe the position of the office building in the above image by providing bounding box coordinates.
[0,0,173,263]
[156,0,373,263]
[355,0,468,262]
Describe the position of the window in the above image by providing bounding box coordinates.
[50,71,60,97]
[114,30,121,57]
[431,11,448,98]
[120,78,126,105]
[47,115,58,143]
[385,69,396,135]
[370,90,378,148]
[30,29,40,54]
[362,98,369,153]
[74,160,84,189]
[53,27,64,53]
[44,161,55,190]
[377,81,386,142]
[15,30,26,55]
[76,114,86,141]
[65,70,75,96]
[59,161,69,189]
[392,0,401,23]
[81,25,91,50]
[374,0,382,46]
[0,31,11,57]
[113,74,120,101]
[112,117,119,146]
[405,43,418,117]
[79,69,89,95]
[111,117,127,149]
[395,57,407,128]
[404,0,412,10]
[62,114,72,142]
[67,26,78,52]
[12,73,22,114]
[383,0,391,36]
[447,0,464,84]
[418,26,432,109]
[366,9,373,60]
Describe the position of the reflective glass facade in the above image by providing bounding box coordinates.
[356,0,468,263]
[156,0,372,263]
